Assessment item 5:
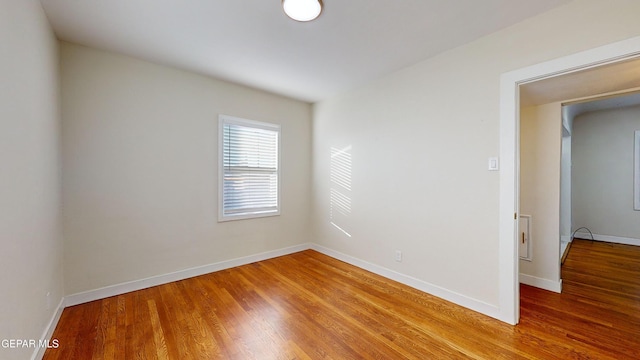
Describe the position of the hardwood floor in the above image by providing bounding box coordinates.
[520,239,640,360]
[44,241,640,359]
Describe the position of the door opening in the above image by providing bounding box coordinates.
[498,36,640,325]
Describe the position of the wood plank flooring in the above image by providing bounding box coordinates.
[520,239,640,360]
[44,240,640,359]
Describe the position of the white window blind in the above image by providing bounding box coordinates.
[219,115,280,221]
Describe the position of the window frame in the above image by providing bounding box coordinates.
[218,114,281,222]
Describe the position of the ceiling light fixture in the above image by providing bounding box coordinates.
[282,0,323,22]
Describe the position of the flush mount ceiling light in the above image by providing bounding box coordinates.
[282,0,323,22]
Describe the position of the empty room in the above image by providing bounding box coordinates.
[2,0,640,359]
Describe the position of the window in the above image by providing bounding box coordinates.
[219,115,280,221]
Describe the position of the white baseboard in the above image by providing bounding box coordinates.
[560,235,571,244]
[65,243,311,307]
[53,241,511,348]
[310,244,502,322]
[574,232,640,247]
[31,297,65,360]
[519,273,562,293]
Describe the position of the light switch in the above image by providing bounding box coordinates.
[488,157,499,171]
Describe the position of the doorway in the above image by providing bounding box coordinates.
[497,35,640,325]
[561,93,640,250]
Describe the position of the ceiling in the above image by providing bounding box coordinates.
[564,90,640,121]
[520,56,640,122]
[40,0,570,103]
[520,57,640,107]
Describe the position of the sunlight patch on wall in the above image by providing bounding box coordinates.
[330,146,352,237]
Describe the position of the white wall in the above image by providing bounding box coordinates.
[572,105,640,240]
[312,0,640,312]
[0,1,63,359]
[561,104,578,243]
[61,43,312,295]
[519,103,562,288]
[560,134,572,242]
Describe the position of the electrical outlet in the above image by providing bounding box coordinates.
[395,250,402,262]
